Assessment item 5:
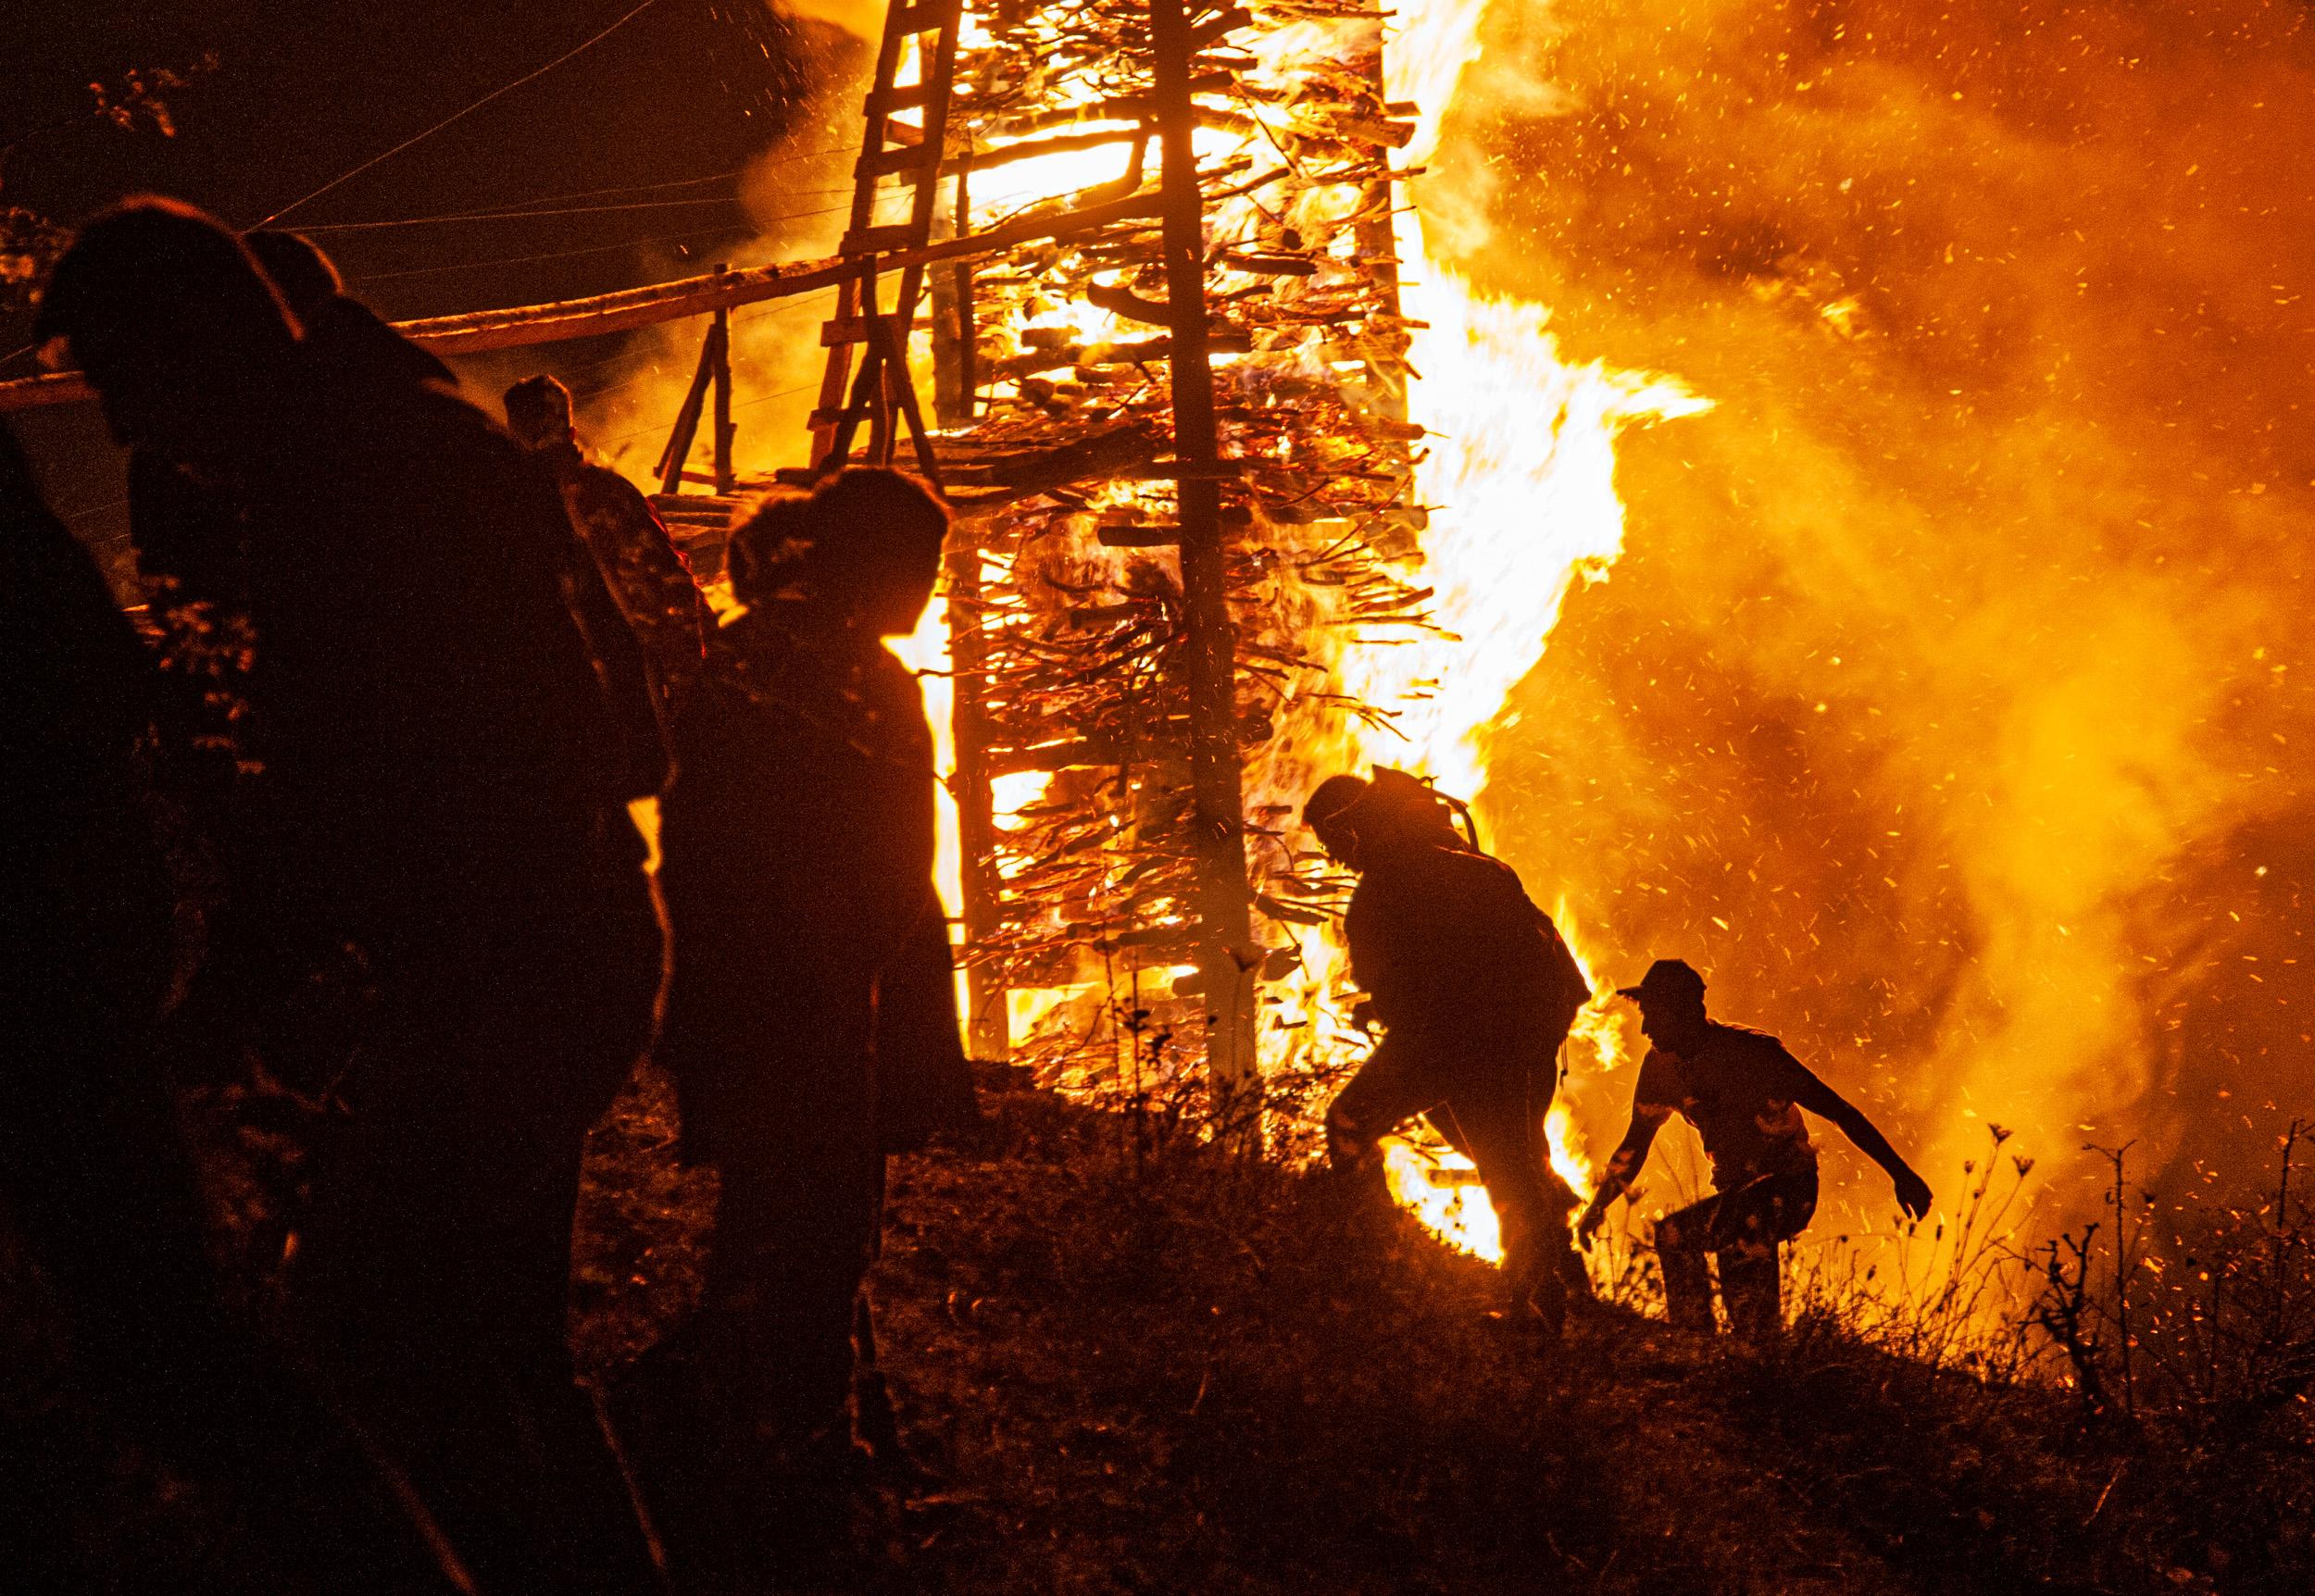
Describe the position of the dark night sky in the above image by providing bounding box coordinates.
[4,0,829,544]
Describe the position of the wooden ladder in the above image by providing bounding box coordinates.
[807,0,964,486]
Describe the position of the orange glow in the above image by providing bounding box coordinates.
[570,1,2311,1324]
[1384,0,2315,1303]
[799,4,1700,1267]
[1238,2,1696,1262]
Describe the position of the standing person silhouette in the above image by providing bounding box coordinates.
[1578,958,1933,1338]
[35,196,664,1592]
[1308,770,1595,1337]
[653,468,970,1576]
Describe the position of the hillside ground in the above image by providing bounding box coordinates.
[574,1068,2310,1595]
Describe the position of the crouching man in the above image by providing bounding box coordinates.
[1308,769,1595,1336]
[1577,959,1933,1339]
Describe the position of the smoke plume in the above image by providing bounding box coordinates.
[1430,0,2315,1225]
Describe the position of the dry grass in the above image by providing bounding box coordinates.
[11,1057,2303,1590]
[572,1071,2312,1594]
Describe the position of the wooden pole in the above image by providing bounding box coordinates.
[1150,0,1258,1103]
[926,145,1006,1057]
[710,267,735,495]
[930,162,976,430]
[653,319,717,497]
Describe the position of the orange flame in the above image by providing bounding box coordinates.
[1265,2,1699,1263]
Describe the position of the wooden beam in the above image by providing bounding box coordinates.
[0,371,92,413]
[396,256,856,355]
[0,189,1181,413]
[411,184,1168,350]
[960,124,1146,175]
[936,421,1162,495]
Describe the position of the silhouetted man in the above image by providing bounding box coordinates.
[1308,769,1595,1335]
[35,197,664,1591]
[1577,958,1933,1338]
[0,423,455,1591]
[506,373,708,718]
[657,469,969,1543]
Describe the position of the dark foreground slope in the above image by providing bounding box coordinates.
[577,1072,2306,1596]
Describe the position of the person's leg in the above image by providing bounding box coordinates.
[686,971,882,1450]
[1435,1065,1572,1334]
[295,1016,558,1591]
[473,864,663,1361]
[295,867,663,1595]
[1652,1193,1725,1333]
[1,993,457,1591]
[1324,1036,1451,1248]
[1326,1035,1440,1172]
[1709,1171,1819,1341]
[488,864,669,1588]
[705,1129,882,1447]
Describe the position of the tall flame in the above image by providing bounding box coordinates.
[1287,1,1702,1260]
[1419,0,2315,1279]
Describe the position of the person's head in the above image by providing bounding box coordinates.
[724,487,820,610]
[502,374,577,453]
[1618,958,1710,1051]
[34,197,299,464]
[1305,773,1373,869]
[802,467,949,636]
[242,230,344,325]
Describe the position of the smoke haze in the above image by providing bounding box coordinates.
[1430,0,2315,1223]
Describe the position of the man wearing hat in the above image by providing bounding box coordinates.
[1577,958,1933,1338]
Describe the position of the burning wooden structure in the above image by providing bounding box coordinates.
[735,0,1440,1124]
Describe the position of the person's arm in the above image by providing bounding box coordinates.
[623,480,711,649]
[591,475,709,644]
[1575,1055,1673,1246]
[1788,1062,1933,1219]
[873,896,980,1149]
[1534,911,1595,1040]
